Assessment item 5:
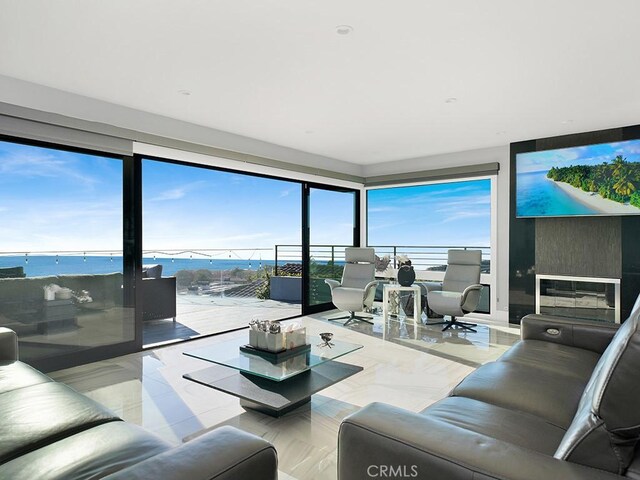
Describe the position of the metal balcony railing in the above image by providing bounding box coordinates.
[1,245,491,276]
[273,245,491,275]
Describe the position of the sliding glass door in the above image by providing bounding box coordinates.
[0,138,135,371]
[141,158,302,346]
[303,185,359,314]
[140,159,361,331]
[0,135,362,367]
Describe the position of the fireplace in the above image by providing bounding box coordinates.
[535,274,620,323]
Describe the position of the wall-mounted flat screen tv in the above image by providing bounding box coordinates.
[516,138,640,218]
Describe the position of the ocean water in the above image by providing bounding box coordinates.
[0,256,283,278]
[516,171,596,217]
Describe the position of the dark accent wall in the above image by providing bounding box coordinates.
[508,141,536,324]
[535,217,621,278]
[509,125,640,324]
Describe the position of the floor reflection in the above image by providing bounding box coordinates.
[324,312,520,368]
[49,314,493,479]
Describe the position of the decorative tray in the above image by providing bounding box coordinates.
[239,343,311,363]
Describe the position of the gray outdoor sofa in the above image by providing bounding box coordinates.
[338,294,640,479]
[0,327,278,480]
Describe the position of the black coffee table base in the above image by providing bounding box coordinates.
[183,360,363,417]
[239,397,312,417]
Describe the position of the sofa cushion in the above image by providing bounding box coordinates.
[0,276,55,304]
[332,287,367,310]
[341,265,375,290]
[0,422,170,480]
[0,361,51,395]
[142,264,163,279]
[626,448,640,480]
[498,339,601,381]
[0,267,25,279]
[451,361,588,429]
[0,276,56,320]
[420,396,567,455]
[56,273,123,311]
[0,382,120,464]
[554,299,640,474]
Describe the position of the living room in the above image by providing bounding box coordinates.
[1,2,640,479]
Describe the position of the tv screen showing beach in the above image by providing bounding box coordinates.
[516,139,640,217]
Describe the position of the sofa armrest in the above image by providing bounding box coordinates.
[521,314,619,354]
[460,283,483,312]
[0,327,18,364]
[325,279,340,291]
[104,426,277,480]
[421,281,442,293]
[339,403,621,480]
[363,280,378,308]
[363,281,378,297]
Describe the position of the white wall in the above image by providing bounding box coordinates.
[363,146,511,322]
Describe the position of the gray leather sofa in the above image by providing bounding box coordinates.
[338,296,640,479]
[0,327,278,480]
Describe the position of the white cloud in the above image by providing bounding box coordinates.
[149,181,207,201]
[0,150,98,186]
[368,206,397,213]
[367,220,408,231]
[279,187,299,197]
[439,210,490,224]
[427,186,477,196]
[151,188,188,201]
[216,232,272,243]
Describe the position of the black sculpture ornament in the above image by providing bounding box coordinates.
[397,264,415,286]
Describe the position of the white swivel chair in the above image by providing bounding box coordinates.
[325,247,378,326]
[426,249,483,333]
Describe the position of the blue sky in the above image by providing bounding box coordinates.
[517,139,640,174]
[309,188,355,246]
[367,180,491,247]
[143,162,356,258]
[0,139,489,258]
[142,159,303,258]
[0,140,123,252]
[0,140,352,259]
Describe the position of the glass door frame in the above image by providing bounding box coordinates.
[302,182,361,316]
[0,133,362,369]
[0,134,141,372]
[136,154,361,341]
[136,154,306,346]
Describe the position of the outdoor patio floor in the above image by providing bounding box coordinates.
[143,293,302,346]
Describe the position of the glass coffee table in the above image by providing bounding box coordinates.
[183,336,363,417]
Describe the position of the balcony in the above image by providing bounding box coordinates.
[0,244,492,361]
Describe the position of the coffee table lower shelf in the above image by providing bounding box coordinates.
[183,360,363,417]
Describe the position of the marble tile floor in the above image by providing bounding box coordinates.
[322,311,520,368]
[49,312,520,480]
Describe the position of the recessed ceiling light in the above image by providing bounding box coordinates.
[445,97,458,104]
[336,25,353,35]
[178,89,191,96]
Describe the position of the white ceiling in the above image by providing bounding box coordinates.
[1,0,640,166]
